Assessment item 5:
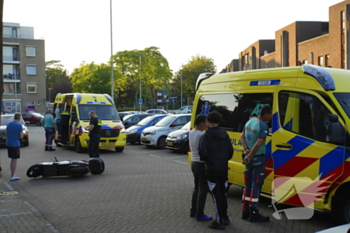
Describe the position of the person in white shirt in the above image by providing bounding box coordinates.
[189,114,212,221]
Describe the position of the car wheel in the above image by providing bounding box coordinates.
[75,137,84,153]
[89,158,105,174]
[157,136,167,149]
[26,164,42,178]
[115,147,124,152]
[138,136,141,145]
[36,120,41,126]
[336,190,350,224]
[182,142,189,153]
[23,137,29,147]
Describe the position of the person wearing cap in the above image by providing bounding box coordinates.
[6,112,23,181]
[41,109,57,151]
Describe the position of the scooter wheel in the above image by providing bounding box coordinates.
[27,164,43,178]
[89,158,105,174]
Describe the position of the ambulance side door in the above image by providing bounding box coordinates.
[272,88,345,208]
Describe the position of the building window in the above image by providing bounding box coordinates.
[3,64,20,80]
[342,11,345,30]
[3,83,20,94]
[3,46,19,61]
[26,83,37,93]
[25,46,36,57]
[26,65,36,75]
[325,55,330,67]
[3,27,17,38]
[318,56,324,67]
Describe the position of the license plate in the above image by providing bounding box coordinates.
[141,138,147,141]
[167,142,173,146]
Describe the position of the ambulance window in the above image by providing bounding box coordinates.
[196,93,273,132]
[279,92,332,142]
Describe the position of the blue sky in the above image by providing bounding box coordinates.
[4,0,342,74]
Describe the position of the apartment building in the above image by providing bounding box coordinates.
[2,22,46,113]
[221,0,350,72]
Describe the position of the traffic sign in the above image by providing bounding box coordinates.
[138,99,143,104]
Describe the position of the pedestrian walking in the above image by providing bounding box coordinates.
[198,112,233,230]
[60,105,70,145]
[41,109,57,151]
[85,110,102,158]
[190,114,212,221]
[54,103,63,141]
[6,112,23,181]
[240,105,272,222]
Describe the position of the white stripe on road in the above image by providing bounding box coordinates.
[174,160,188,165]
[149,154,161,158]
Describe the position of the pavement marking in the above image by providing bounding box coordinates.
[174,160,188,165]
[0,211,32,217]
[4,181,14,191]
[149,154,161,158]
[166,155,187,159]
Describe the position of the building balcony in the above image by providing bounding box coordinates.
[3,55,19,62]
[3,73,20,81]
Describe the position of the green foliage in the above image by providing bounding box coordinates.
[45,60,71,101]
[173,55,216,98]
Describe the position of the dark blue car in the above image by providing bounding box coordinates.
[125,114,168,144]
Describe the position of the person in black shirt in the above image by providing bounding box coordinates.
[85,110,102,158]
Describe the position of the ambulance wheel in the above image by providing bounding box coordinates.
[337,190,350,224]
[75,137,84,153]
[27,164,42,178]
[89,158,105,174]
[157,136,167,149]
[115,147,124,152]
[69,166,89,175]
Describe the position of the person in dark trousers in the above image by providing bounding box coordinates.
[60,105,70,145]
[55,103,63,140]
[190,114,212,221]
[6,112,23,181]
[41,109,57,151]
[86,110,102,158]
[240,105,272,222]
[198,112,233,230]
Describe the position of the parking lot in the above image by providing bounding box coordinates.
[0,126,340,232]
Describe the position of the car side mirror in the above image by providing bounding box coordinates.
[170,123,177,127]
[124,122,129,125]
[328,114,346,145]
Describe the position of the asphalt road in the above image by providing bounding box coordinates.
[0,126,340,233]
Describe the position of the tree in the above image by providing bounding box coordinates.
[113,46,172,109]
[45,60,70,101]
[173,55,216,103]
[50,70,73,101]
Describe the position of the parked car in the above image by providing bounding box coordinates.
[0,114,29,147]
[122,114,152,129]
[166,121,190,152]
[22,112,44,126]
[125,114,168,144]
[141,114,191,148]
[175,106,193,114]
[145,109,168,114]
[118,111,145,121]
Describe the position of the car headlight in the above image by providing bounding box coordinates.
[180,134,188,139]
[150,131,157,135]
[129,129,137,134]
[22,126,28,134]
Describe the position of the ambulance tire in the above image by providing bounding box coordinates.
[337,190,350,224]
[75,137,84,153]
[27,164,42,178]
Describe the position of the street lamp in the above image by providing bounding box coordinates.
[136,54,142,112]
[180,71,183,108]
[110,0,114,100]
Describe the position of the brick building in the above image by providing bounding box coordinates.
[221,0,350,72]
[2,22,46,113]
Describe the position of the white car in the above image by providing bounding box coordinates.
[141,114,191,148]
[145,109,168,114]
[175,106,193,114]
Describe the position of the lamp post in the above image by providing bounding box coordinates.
[180,71,183,107]
[110,0,114,100]
[137,55,142,112]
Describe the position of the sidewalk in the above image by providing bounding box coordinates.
[0,177,60,233]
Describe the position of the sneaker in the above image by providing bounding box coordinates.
[190,213,195,218]
[222,217,230,225]
[249,208,270,222]
[10,176,20,181]
[208,220,225,230]
[196,214,213,221]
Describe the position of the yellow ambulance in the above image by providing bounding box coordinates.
[54,93,126,153]
[190,65,350,223]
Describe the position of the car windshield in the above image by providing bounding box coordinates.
[1,115,25,125]
[334,93,350,118]
[32,113,43,117]
[137,116,155,126]
[123,114,134,121]
[181,121,191,130]
[78,105,120,120]
[155,115,177,127]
